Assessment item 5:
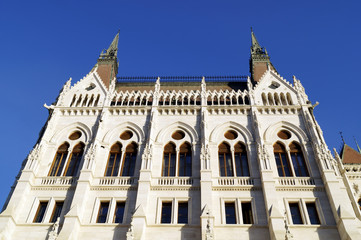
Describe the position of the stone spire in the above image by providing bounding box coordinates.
[100,31,119,59]
[96,31,119,88]
[249,28,276,83]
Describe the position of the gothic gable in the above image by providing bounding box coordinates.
[252,70,298,106]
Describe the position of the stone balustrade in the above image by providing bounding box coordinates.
[277,177,315,186]
[215,177,254,186]
[153,177,194,186]
[38,176,75,186]
[95,177,136,186]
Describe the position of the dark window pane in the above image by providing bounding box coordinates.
[64,143,84,176]
[121,144,137,176]
[97,202,109,223]
[33,202,48,223]
[235,153,250,177]
[105,143,122,176]
[225,202,236,224]
[219,143,233,177]
[161,202,172,223]
[306,203,320,224]
[289,203,303,224]
[178,202,188,224]
[114,202,125,223]
[163,143,176,177]
[274,143,292,177]
[242,202,253,224]
[49,143,69,176]
[50,201,64,223]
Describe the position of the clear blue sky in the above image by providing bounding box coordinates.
[0,0,360,208]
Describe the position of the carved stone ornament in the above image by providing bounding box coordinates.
[201,143,210,170]
[293,76,308,104]
[353,183,359,194]
[257,144,270,170]
[57,78,72,106]
[205,209,213,240]
[27,144,42,165]
[126,221,134,240]
[284,211,293,240]
[47,217,60,240]
[84,143,97,169]
[142,143,152,169]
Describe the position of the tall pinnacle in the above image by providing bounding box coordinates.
[249,28,276,83]
[251,28,262,54]
[100,31,119,59]
[250,28,266,56]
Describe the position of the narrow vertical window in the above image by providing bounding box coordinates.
[33,201,48,223]
[179,143,192,177]
[289,142,309,177]
[64,143,85,176]
[225,202,237,224]
[358,199,361,210]
[120,143,137,176]
[274,142,292,177]
[241,202,253,224]
[306,202,320,224]
[161,202,172,223]
[289,203,303,224]
[219,143,233,177]
[97,202,110,223]
[49,143,69,176]
[50,201,64,223]
[105,143,122,176]
[114,202,125,223]
[177,202,188,224]
[162,143,176,177]
[234,143,250,176]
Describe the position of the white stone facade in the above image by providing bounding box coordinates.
[1,36,361,240]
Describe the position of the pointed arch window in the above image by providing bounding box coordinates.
[219,143,233,177]
[64,143,84,176]
[234,142,250,176]
[162,143,176,176]
[105,143,122,176]
[49,143,70,176]
[274,142,292,177]
[120,143,137,176]
[289,142,309,177]
[179,143,192,177]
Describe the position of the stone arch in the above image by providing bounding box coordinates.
[155,122,198,144]
[50,122,92,144]
[263,121,308,144]
[102,122,145,144]
[209,121,253,144]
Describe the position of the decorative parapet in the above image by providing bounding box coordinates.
[152,177,195,186]
[214,177,254,186]
[276,177,315,186]
[37,176,75,186]
[94,177,137,186]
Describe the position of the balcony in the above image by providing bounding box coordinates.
[37,176,75,186]
[94,177,136,186]
[152,177,195,186]
[277,177,315,186]
[214,177,254,186]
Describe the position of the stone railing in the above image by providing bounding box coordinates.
[277,177,315,186]
[214,177,254,186]
[153,177,194,186]
[38,176,75,186]
[94,177,136,186]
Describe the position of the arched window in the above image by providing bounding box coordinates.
[274,142,292,177]
[64,142,84,176]
[105,143,122,176]
[120,143,137,176]
[162,143,176,176]
[179,143,192,176]
[219,142,233,177]
[234,142,250,176]
[289,142,309,176]
[49,143,69,176]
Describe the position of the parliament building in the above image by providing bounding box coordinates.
[0,31,361,240]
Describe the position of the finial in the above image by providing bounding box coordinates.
[340,132,345,145]
[353,136,361,153]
